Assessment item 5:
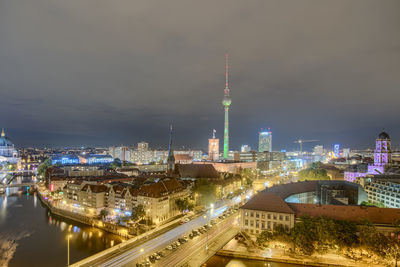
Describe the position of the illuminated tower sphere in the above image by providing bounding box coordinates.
[222,54,232,159]
[167,125,175,174]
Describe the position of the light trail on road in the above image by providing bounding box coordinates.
[94,203,230,267]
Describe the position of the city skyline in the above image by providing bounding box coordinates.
[1,1,400,149]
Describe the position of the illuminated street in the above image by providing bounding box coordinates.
[74,202,232,267]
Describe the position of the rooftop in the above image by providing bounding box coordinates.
[241,192,295,214]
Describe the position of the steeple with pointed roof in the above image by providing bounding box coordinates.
[167,125,175,174]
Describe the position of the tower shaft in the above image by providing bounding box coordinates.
[222,53,231,160]
[224,106,229,159]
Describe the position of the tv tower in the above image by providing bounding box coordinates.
[222,54,232,159]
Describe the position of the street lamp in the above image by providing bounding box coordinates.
[67,234,72,266]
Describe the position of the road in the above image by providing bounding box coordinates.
[153,214,239,267]
[73,200,233,267]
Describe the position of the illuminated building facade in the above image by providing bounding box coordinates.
[241,145,251,152]
[334,144,340,158]
[345,131,394,182]
[368,131,392,174]
[51,155,80,165]
[0,129,19,164]
[222,54,232,159]
[79,154,114,165]
[137,141,149,152]
[208,129,219,161]
[258,130,272,152]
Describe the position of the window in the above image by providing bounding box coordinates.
[261,213,265,219]
[245,219,248,226]
[267,214,271,219]
[273,214,277,220]
[285,216,289,221]
[250,212,254,217]
[256,221,259,228]
[250,220,254,227]
[279,215,283,220]
[267,221,271,229]
[256,213,259,218]
[261,221,265,229]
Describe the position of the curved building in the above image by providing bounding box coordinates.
[0,129,19,164]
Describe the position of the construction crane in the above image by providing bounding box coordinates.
[294,139,319,153]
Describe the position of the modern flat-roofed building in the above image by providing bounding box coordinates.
[358,175,400,208]
[240,183,400,236]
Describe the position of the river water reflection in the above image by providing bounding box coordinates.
[0,178,124,267]
[205,255,300,267]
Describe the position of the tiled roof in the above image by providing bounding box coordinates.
[175,154,193,161]
[344,163,369,173]
[81,184,107,193]
[262,181,318,199]
[174,164,220,179]
[240,192,295,214]
[288,203,400,225]
[139,178,185,198]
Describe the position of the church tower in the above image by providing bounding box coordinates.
[368,131,392,174]
[167,125,175,174]
[374,131,392,167]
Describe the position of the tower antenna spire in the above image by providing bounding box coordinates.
[225,53,229,92]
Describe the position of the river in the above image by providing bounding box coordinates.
[205,255,300,266]
[0,175,124,267]
[0,175,298,267]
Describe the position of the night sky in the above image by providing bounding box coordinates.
[1,0,400,150]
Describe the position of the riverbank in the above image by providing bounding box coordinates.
[36,185,136,238]
[216,238,387,267]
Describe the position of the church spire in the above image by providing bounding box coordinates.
[167,124,175,174]
[1,128,5,137]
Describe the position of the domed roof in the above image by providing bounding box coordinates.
[377,131,390,140]
[0,136,13,147]
[0,129,14,147]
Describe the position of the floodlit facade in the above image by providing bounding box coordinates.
[208,138,219,161]
[258,131,272,152]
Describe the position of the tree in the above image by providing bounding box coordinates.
[175,198,194,214]
[298,161,329,181]
[192,179,217,206]
[257,230,273,247]
[241,168,257,189]
[273,224,290,242]
[131,204,146,222]
[100,209,109,219]
[110,158,122,169]
[290,217,317,255]
[37,158,51,177]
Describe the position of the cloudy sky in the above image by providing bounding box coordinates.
[0,0,399,150]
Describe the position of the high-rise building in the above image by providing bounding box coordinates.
[334,144,340,158]
[222,54,232,159]
[137,141,149,152]
[343,148,350,158]
[241,145,251,152]
[258,130,272,152]
[313,145,324,155]
[208,129,219,161]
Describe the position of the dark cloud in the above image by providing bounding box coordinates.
[0,0,400,150]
